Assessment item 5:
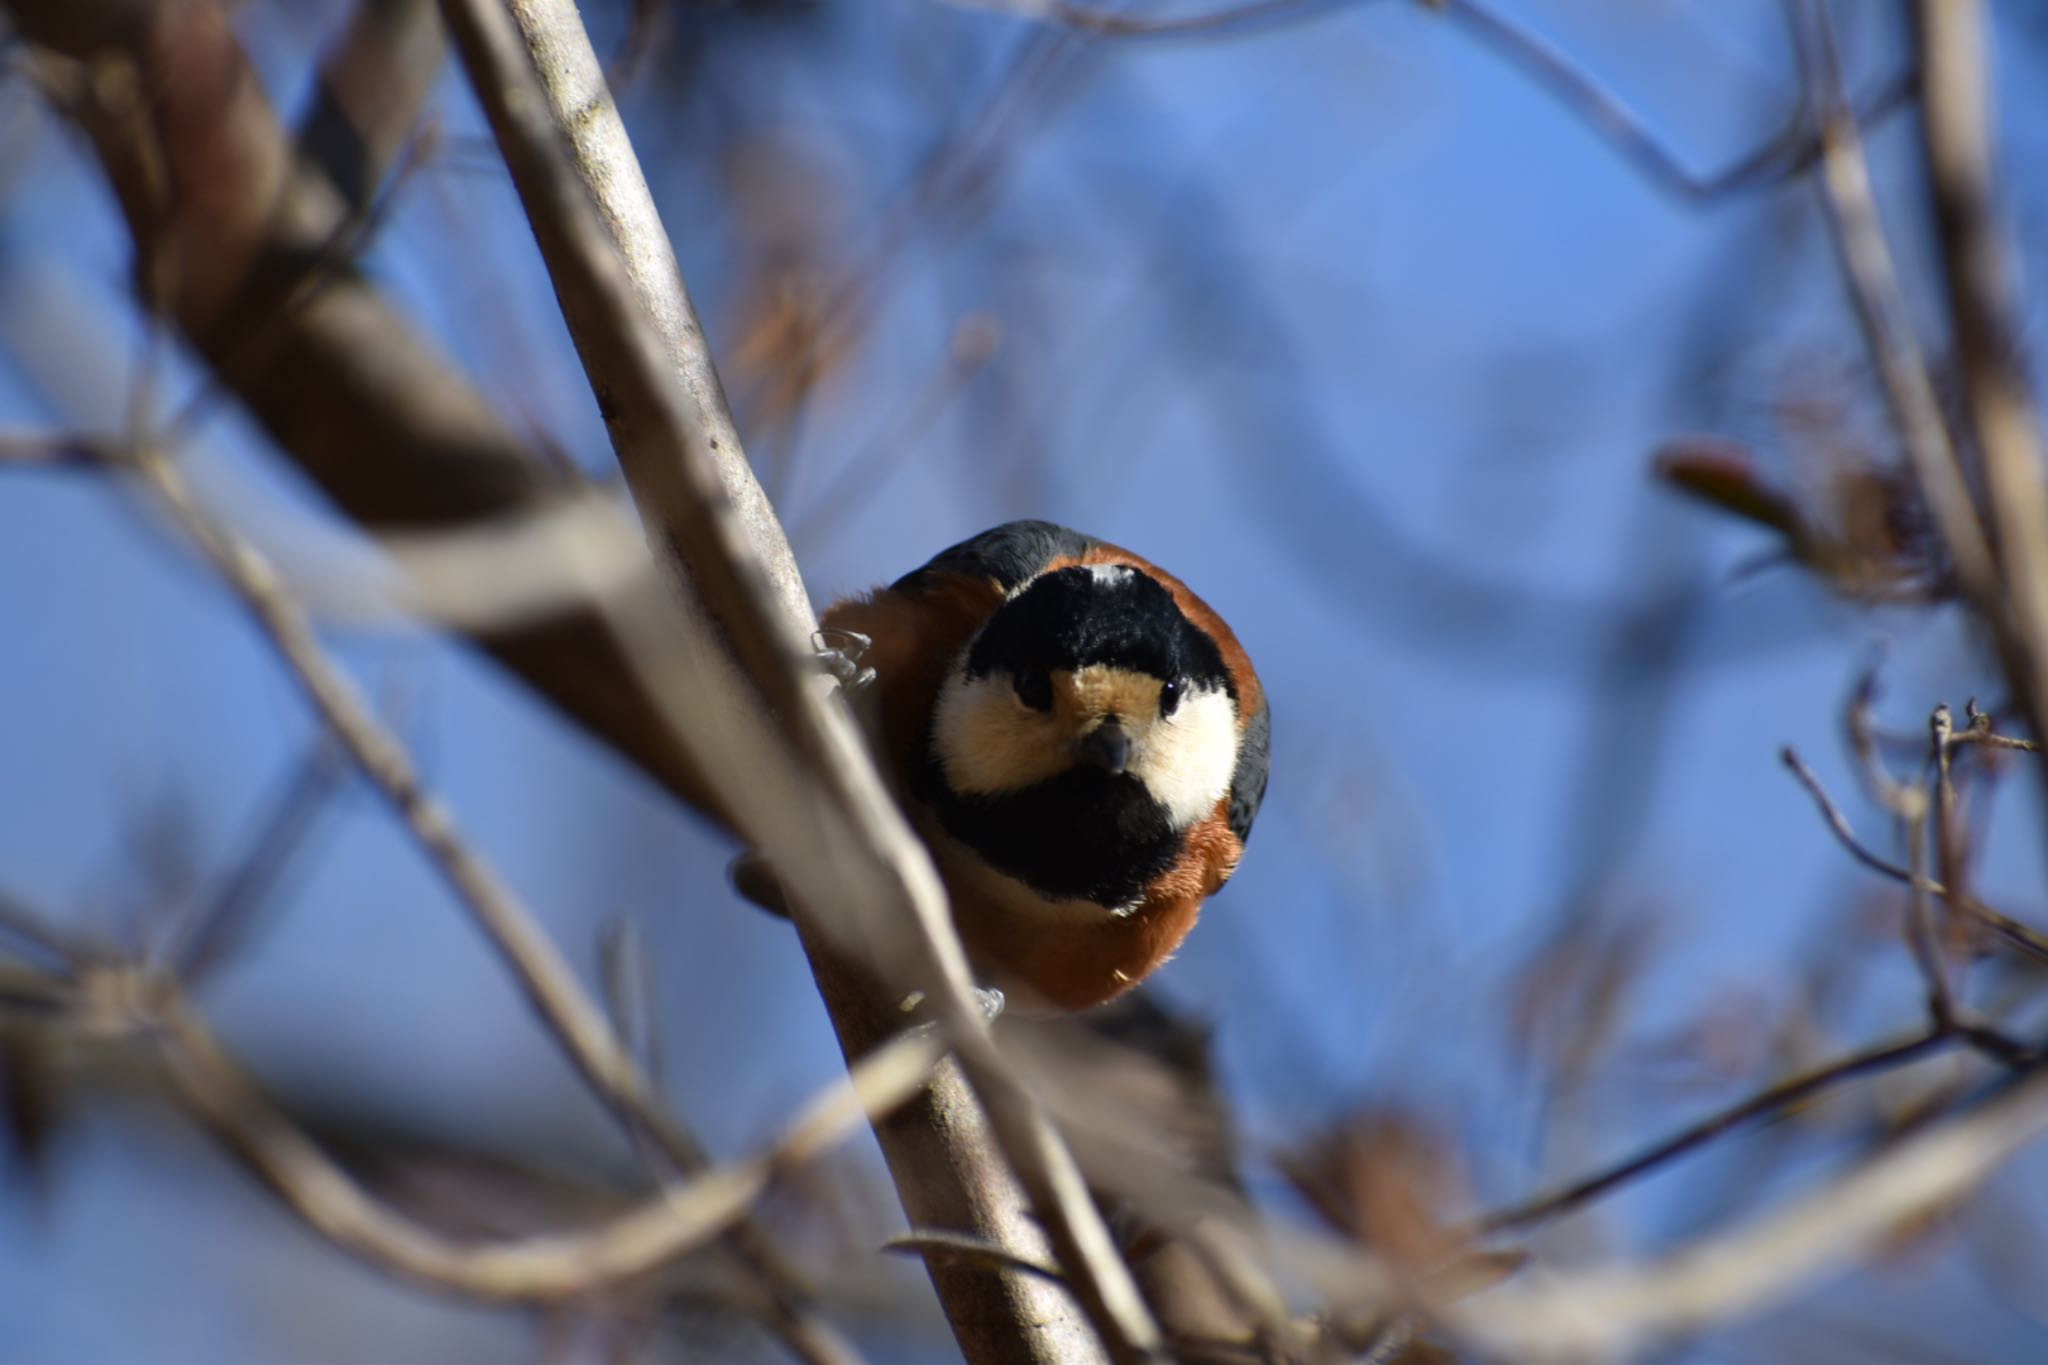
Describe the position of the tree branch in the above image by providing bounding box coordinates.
[434,0,1163,1358]
[1452,1067,2048,1359]
[136,971,940,1305]
[1918,0,2048,759]
[1473,1028,1952,1236]
[118,443,852,1363]
[1786,0,1996,604]
[4,0,730,824]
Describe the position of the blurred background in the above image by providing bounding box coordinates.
[3,0,2048,1360]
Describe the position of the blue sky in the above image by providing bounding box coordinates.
[4,1,2047,1359]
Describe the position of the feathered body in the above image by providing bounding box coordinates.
[822,521,1269,1010]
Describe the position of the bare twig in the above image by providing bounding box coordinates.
[1781,745,2048,969]
[0,430,103,468]
[133,447,671,1142]
[4,0,730,825]
[931,0,1368,42]
[1787,0,1996,602]
[1472,1028,1952,1236]
[154,979,942,1301]
[599,919,666,1107]
[1901,733,1955,1026]
[164,744,344,982]
[0,889,88,973]
[946,0,1916,204]
[1452,1068,2048,1361]
[1952,700,2040,753]
[883,1232,1068,1283]
[497,0,805,630]
[437,0,1163,1359]
[123,447,847,1363]
[1450,0,1917,204]
[298,0,446,216]
[1919,0,2048,760]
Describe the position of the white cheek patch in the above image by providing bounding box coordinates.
[932,671,1069,795]
[1132,687,1239,830]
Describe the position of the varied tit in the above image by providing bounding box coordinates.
[820,521,1269,1011]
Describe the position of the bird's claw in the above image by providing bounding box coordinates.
[898,986,1007,1034]
[812,628,876,692]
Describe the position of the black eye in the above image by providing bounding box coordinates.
[1014,668,1053,711]
[1159,676,1185,717]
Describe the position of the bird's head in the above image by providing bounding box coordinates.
[928,562,1241,836]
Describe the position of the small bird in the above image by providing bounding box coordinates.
[820,521,1269,1011]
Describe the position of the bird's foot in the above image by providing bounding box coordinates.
[812,628,876,692]
[898,986,1007,1030]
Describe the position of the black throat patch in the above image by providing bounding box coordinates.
[921,762,1183,907]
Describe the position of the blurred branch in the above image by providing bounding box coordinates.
[104,443,852,1365]
[1452,0,1917,205]
[945,0,1915,201]
[1787,0,1996,606]
[0,888,89,973]
[1781,745,2048,969]
[884,1232,1067,1283]
[1473,1027,1951,1236]
[436,0,1163,1359]
[161,742,343,982]
[298,0,445,215]
[1918,0,2048,757]
[1454,1067,2048,1360]
[495,0,806,629]
[931,0,1367,42]
[4,0,727,823]
[143,971,945,1303]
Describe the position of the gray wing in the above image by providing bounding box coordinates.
[1227,698,1270,846]
[892,520,1097,595]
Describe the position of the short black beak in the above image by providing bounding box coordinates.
[1077,721,1131,774]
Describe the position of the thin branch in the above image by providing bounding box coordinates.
[1448,0,1917,204]
[437,0,1166,1358]
[1472,1028,1952,1236]
[1781,745,2048,968]
[153,980,942,1301]
[1782,745,1924,887]
[4,0,731,826]
[1952,701,2040,753]
[1787,0,1998,603]
[0,430,104,468]
[0,888,88,973]
[1902,739,1955,1026]
[165,743,344,982]
[930,0,1371,42]
[884,1232,1068,1283]
[1452,1067,2048,1359]
[944,0,1917,204]
[123,446,845,1363]
[1919,0,2048,774]
[133,446,665,1140]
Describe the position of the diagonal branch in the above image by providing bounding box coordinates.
[123,445,856,1362]
[1785,0,1996,603]
[437,0,1165,1357]
[143,971,942,1304]
[5,0,729,824]
[1918,0,2048,763]
[1472,1027,1954,1237]
[1452,1065,2048,1359]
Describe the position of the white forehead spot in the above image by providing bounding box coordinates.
[1087,563,1136,586]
